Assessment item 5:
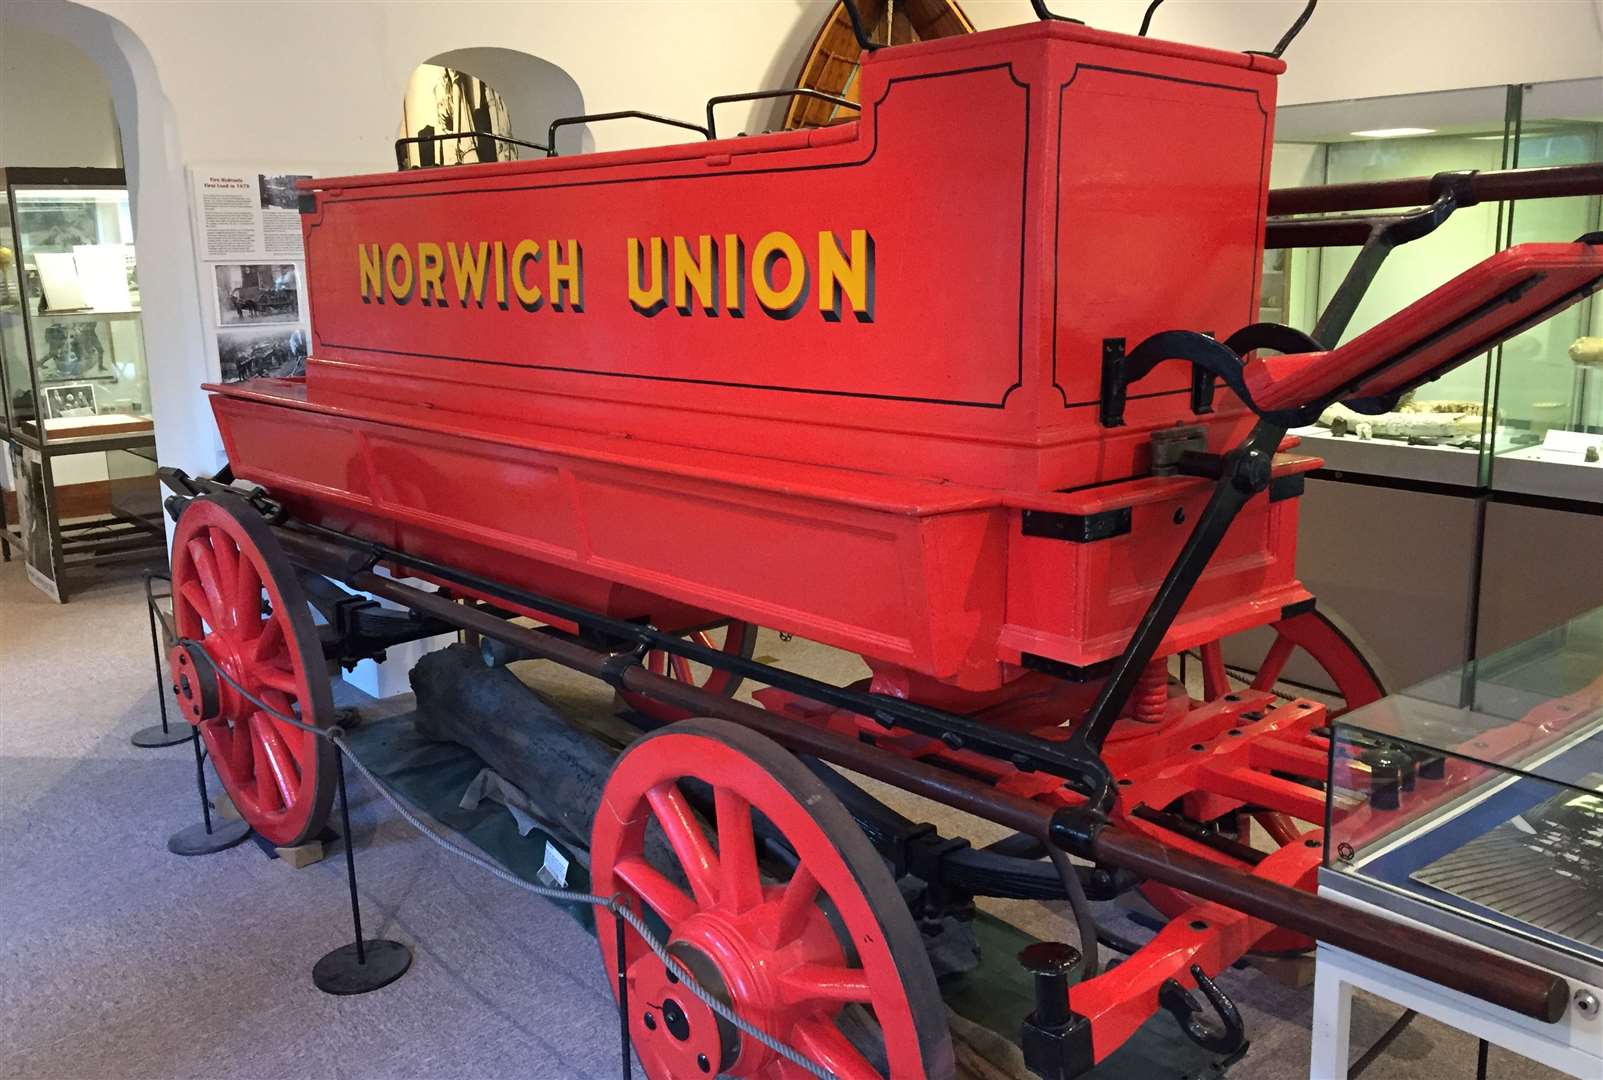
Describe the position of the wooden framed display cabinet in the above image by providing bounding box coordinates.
[0,167,164,601]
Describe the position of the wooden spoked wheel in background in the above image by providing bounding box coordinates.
[616,620,759,723]
[1196,608,1385,718]
[592,719,954,1080]
[168,494,335,847]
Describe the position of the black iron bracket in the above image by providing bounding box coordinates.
[1021,507,1131,543]
[1100,333,1222,428]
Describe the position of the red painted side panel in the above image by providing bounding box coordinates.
[294,22,1280,492]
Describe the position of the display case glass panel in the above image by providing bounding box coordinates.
[1,174,152,445]
[1488,78,1603,501]
[0,191,32,430]
[1271,86,1514,488]
[1324,605,1603,972]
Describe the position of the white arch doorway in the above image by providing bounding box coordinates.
[5,0,218,493]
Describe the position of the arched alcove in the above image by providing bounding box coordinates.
[404,47,588,161]
[1,3,207,531]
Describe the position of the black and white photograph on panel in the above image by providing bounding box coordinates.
[258,173,310,211]
[217,325,309,382]
[214,263,301,325]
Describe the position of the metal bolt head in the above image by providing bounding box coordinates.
[1576,989,1600,1019]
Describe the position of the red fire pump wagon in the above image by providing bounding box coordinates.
[158,2,1603,1077]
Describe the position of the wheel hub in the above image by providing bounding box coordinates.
[630,940,740,1076]
[169,642,222,724]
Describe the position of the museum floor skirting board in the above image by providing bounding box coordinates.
[0,556,1574,1080]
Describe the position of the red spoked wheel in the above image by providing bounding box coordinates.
[1142,607,1386,950]
[1196,607,1385,718]
[616,621,759,723]
[168,494,335,847]
[592,719,953,1080]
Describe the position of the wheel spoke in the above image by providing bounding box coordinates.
[260,688,307,766]
[773,863,821,946]
[1255,810,1302,848]
[252,614,286,663]
[777,963,874,1007]
[646,650,668,676]
[669,654,695,683]
[714,786,763,913]
[249,722,281,811]
[250,712,298,808]
[1199,642,1231,701]
[179,581,220,632]
[612,855,696,927]
[692,630,715,650]
[207,527,240,611]
[225,716,255,780]
[255,665,300,697]
[645,782,720,909]
[233,557,264,631]
[187,539,229,628]
[790,1019,882,1080]
[1251,635,1298,693]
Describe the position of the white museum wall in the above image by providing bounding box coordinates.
[4,0,1601,500]
[0,19,121,170]
[0,20,125,491]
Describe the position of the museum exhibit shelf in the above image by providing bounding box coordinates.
[0,167,163,601]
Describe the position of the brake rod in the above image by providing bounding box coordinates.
[274,525,1571,1026]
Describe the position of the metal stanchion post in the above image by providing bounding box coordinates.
[133,574,193,748]
[312,749,412,994]
[167,722,250,855]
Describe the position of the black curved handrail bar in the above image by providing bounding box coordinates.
[1029,0,1087,25]
[1138,0,1314,57]
[705,89,861,139]
[839,1,883,52]
[545,111,711,157]
[1138,0,1164,36]
[1247,0,1317,59]
[393,132,550,171]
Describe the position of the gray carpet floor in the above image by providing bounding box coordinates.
[0,558,1567,1079]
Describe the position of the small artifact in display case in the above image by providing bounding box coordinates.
[1319,395,1490,445]
[1324,604,1603,968]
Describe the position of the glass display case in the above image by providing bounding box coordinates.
[0,168,151,445]
[1323,604,1603,983]
[0,168,162,601]
[1269,82,1602,500]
